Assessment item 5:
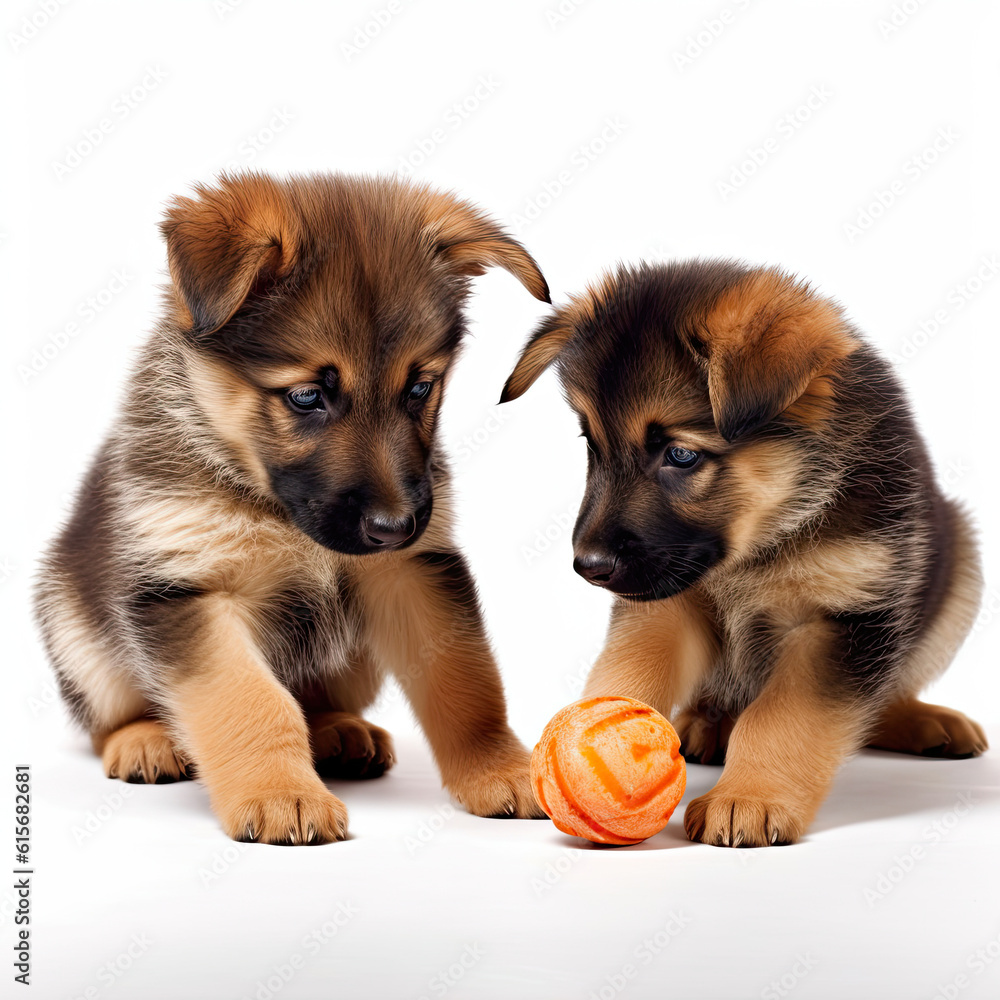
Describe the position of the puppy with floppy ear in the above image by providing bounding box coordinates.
[35,172,550,844]
[504,259,985,847]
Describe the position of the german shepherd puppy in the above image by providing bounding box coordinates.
[503,260,986,847]
[35,172,549,844]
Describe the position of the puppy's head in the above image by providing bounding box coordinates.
[502,260,857,600]
[161,172,548,555]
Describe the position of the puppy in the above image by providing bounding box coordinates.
[35,172,549,844]
[502,259,986,847]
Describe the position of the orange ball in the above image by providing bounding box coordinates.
[530,696,686,845]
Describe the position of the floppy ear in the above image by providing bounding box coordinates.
[499,313,574,403]
[683,270,856,442]
[421,191,550,304]
[159,173,302,334]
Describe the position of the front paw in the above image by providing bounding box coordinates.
[683,785,807,847]
[218,782,349,845]
[102,719,192,784]
[446,741,545,819]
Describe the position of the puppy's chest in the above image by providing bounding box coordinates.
[694,539,898,709]
[707,537,896,634]
[250,579,362,686]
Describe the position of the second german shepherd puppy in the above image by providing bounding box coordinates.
[36,172,549,843]
[503,259,986,847]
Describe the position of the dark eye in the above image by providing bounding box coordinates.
[664,446,701,469]
[408,381,432,402]
[286,386,325,412]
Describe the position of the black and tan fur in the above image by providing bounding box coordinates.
[503,259,986,847]
[35,172,550,844]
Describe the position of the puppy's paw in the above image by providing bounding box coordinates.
[868,700,988,759]
[221,784,349,845]
[684,786,807,847]
[310,712,396,779]
[674,704,735,765]
[102,719,192,784]
[446,742,545,819]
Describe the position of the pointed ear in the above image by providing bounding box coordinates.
[159,173,302,334]
[683,269,857,442]
[500,313,574,403]
[421,191,550,303]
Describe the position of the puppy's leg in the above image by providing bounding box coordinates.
[308,651,395,779]
[674,702,736,766]
[684,620,867,847]
[867,698,988,758]
[583,592,718,721]
[96,719,192,783]
[171,595,348,844]
[358,552,541,818]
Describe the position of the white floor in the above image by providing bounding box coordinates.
[19,706,1000,1000]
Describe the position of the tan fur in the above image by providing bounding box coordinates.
[717,440,809,561]
[706,538,897,632]
[583,592,719,716]
[98,719,191,782]
[502,259,986,847]
[688,268,859,439]
[868,698,988,757]
[503,319,575,403]
[118,486,332,599]
[565,390,610,453]
[36,173,550,843]
[416,187,550,302]
[40,592,149,736]
[782,372,840,430]
[162,174,304,334]
[170,594,348,844]
[184,352,275,488]
[683,620,867,846]
[317,647,386,714]
[354,556,541,817]
[898,502,984,693]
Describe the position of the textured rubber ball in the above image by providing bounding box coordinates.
[530,696,686,845]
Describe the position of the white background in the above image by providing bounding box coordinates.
[3,1,999,998]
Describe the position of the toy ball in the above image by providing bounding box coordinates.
[530,696,686,845]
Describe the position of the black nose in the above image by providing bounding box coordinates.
[362,514,416,548]
[573,551,619,587]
